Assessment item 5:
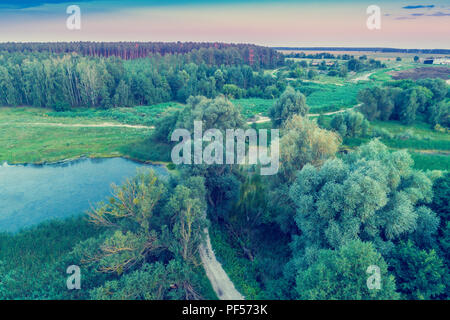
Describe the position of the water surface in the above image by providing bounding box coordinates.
[0,158,167,233]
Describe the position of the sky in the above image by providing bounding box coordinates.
[0,0,449,49]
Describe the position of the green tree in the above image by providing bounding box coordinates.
[268,115,340,233]
[398,88,419,125]
[389,241,445,299]
[84,170,209,298]
[279,114,341,184]
[176,95,244,132]
[296,240,399,300]
[358,87,395,121]
[269,87,309,127]
[289,140,432,254]
[330,110,368,138]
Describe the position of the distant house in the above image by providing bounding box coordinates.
[423,58,450,65]
[434,58,450,65]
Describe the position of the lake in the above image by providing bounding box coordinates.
[0,158,167,233]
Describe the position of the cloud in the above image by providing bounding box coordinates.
[411,13,425,16]
[402,5,435,9]
[428,11,450,16]
[395,16,417,20]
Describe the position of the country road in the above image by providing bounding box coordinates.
[199,228,244,300]
[246,103,362,125]
[3,104,360,128]
[350,71,376,82]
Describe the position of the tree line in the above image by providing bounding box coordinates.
[0,42,284,68]
[0,51,285,109]
[358,78,449,128]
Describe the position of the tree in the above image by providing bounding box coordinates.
[428,101,449,128]
[176,95,244,132]
[430,173,450,227]
[173,96,244,222]
[267,115,340,233]
[358,87,395,121]
[84,170,209,298]
[269,87,309,127]
[279,115,341,184]
[417,78,447,102]
[330,110,368,138]
[389,241,445,299]
[307,69,317,80]
[411,206,440,249]
[398,88,419,125]
[289,140,433,255]
[296,240,399,300]
[165,178,208,264]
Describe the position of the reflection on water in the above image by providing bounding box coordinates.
[0,158,167,233]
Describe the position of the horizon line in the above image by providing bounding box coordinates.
[0,41,449,52]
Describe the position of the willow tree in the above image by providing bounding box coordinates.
[268,114,341,233]
[269,87,309,127]
[296,240,399,300]
[289,140,435,258]
[85,171,208,299]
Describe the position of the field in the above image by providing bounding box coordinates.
[232,82,371,119]
[47,102,184,126]
[344,119,450,171]
[299,82,370,113]
[390,66,450,80]
[232,98,274,119]
[0,107,170,164]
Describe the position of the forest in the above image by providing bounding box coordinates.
[0,49,284,109]
[0,42,449,300]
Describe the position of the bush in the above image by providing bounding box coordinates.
[371,127,394,139]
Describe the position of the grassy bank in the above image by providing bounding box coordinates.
[0,107,171,164]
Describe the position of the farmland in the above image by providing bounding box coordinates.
[390,66,450,80]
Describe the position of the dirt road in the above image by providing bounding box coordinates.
[350,71,375,82]
[199,228,245,300]
[246,103,362,125]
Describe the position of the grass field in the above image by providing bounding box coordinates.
[232,98,274,119]
[47,102,184,126]
[299,82,371,113]
[0,107,171,164]
[343,119,450,171]
[232,81,372,118]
